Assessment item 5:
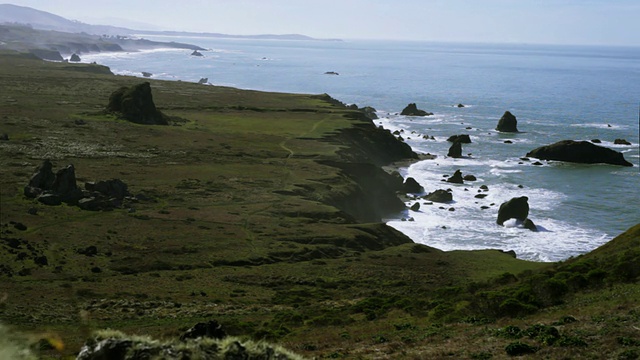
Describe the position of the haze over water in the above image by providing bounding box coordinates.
[82,38,640,261]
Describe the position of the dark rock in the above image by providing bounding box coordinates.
[520,157,530,161]
[497,196,529,226]
[13,222,27,231]
[26,160,56,196]
[198,77,208,84]
[532,161,544,166]
[27,207,38,215]
[0,133,8,140]
[77,245,98,257]
[410,202,420,212]
[180,320,227,341]
[448,141,463,158]
[403,177,424,194]
[106,82,169,125]
[448,207,455,211]
[475,194,488,199]
[447,170,464,184]
[325,71,339,75]
[191,50,204,56]
[457,103,465,108]
[502,250,517,258]
[590,139,601,144]
[51,165,79,197]
[480,185,489,191]
[447,134,471,143]
[526,140,633,167]
[34,256,48,266]
[91,267,102,273]
[481,206,490,210]
[360,106,378,120]
[496,111,519,132]
[141,71,153,77]
[74,119,87,125]
[425,189,453,203]
[463,174,477,181]
[614,138,631,145]
[523,218,538,232]
[400,103,433,116]
[504,140,513,144]
[85,179,129,200]
[70,53,81,62]
[37,193,62,206]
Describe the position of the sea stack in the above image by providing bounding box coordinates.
[496,111,519,132]
[527,140,633,167]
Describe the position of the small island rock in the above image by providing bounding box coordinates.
[526,140,632,167]
[448,141,463,158]
[496,111,519,132]
[447,134,472,143]
[401,103,433,117]
[425,189,453,203]
[497,196,529,226]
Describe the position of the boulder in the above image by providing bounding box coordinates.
[496,111,519,132]
[403,177,424,194]
[447,170,464,184]
[614,138,631,145]
[448,141,463,158]
[106,82,169,125]
[141,71,153,77]
[198,77,208,84]
[447,134,471,143]
[497,196,529,226]
[410,202,420,212]
[425,189,453,203]
[86,179,129,200]
[463,174,477,181]
[457,103,465,108]
[70,53,81,62]
[523,218,538,232]
[26,160,56,195]
[180,320,227,341]
[590,139,601,144]
[191,50,204,56]
[526,140,633,167]
[360,106,378,120]
[400,103,433,116]
[0,133,8,140]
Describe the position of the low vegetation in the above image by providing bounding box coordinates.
[0,51,638,359]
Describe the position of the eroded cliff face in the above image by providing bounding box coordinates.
[314,110,419,223]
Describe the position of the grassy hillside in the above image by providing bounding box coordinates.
[0,52,638,359]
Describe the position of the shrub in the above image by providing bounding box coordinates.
[505,342,537,356]
[498,298,537,318]
[523,324,560,346]
[496,325,523,339]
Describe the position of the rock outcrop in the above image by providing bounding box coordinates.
[447,134,471,143]
[191,50,204,56]
[198,77,208,84]
[403,177,424,194]
[497,196,529,226]
[70,53,81,62]
[614,138,631,145]
[106,82,169,125]
[24,160,134,211]
[401,103,433,116]
[496,111,519,132]
[526,140,633,167]
[425,189,453,203]
[448,140,463,158]
[446,170,464,184]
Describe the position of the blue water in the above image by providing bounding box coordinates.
[81,38,640,261]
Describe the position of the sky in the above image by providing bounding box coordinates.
[4,0,640,46]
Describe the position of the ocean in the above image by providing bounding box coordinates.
[80,37,640,262]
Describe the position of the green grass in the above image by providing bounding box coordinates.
[1,51,638,359]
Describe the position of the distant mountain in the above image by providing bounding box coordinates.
[0,4,132,35]
[0,4,340,41]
